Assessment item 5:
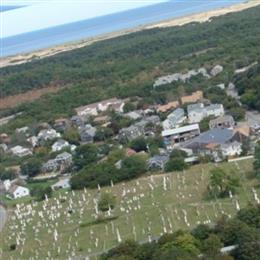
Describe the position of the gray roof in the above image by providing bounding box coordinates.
[184,128,234,147]
[187,103,204,114]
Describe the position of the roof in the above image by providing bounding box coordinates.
[184,128,234,147]
[157,101,179,113]
[210,115,234,125]
[234,125,250,137]
[162,124,200,137]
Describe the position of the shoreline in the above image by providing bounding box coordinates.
[0,0,259,68]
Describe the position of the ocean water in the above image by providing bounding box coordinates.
[1,0,245,57]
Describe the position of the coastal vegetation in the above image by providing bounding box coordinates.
[1,6,260,131]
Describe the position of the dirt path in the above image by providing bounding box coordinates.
[0,205,7,232]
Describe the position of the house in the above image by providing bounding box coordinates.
[8,185,30,199]
[205,104,224,118]
[55,152,73,166]
[42,159,60,173]
[182,128,244,160]
[10,146,32,157]
[162,124,200,149]
[147,155,169,171]
[181,91,203,105]
[124,111,143,120]
[53,118,70,132]
[93,115,111,125]
[220,141,242,157]
[37,129,61,142]
[162,108,186,130]
[210,65,223,77]
[71,115,85,128]
[0,143,8,152]
[187,103,205,123]
[52,178,71,190]
[119,125,142,141]
[52,139,70,152]
[27,136,38,148]
[0,133,11,144]
[187,103,224,123]
[209,115,235,129]
[75,98,125,117]
[16,126,29,134]
[125,148,137,157]
[157,101,180,113]
[79,124,96,143]
[120,116,160,141]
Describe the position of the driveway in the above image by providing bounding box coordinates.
[0,205,7,232]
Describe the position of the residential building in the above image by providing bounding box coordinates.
[10,145,32,157]
[182,128,244,160]
[79,124,96,143]
[52,139,70,152]
[37,129,61,142]
[27,136,38,148]
[205,104,224,118]
[210,65,223,76]
[119,125,143,141]
[55,152,73,166]
[187,103,224,123]
[157,101,179,113]
[162,124,200,148]
[71,115,85,128]
[147,155,169,171]
[209,115,235,129]
[181,91,203,105]
[8,185,30,199]
[162,108,186,130]
[42,159,60,173]
[187,103,205,123]
[75,98,125,117]
[53,118,70,132]
[0,133,11,144]
[220,141,242,157]
[124,111,143,120]
[52,178,71,190]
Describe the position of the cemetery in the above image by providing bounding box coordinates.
[0,159,259,259]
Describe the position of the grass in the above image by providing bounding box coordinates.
[0,159,259,260]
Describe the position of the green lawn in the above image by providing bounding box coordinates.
[0,159,259,259]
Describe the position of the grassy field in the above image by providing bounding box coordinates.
[0,159,259,259]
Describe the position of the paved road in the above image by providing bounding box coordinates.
[0,205,7,232]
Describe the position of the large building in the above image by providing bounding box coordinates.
[162,124,200,149]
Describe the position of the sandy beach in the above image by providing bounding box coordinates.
[0,0,259,69]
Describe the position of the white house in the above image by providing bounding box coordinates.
[220,141,242,157]
[52,178,71,190]
[52,139,70,152]
[8,185,30,199]
[188,103,224,123]
[37,129,61,142]
[162,108,186,130]
[10,145,32,157]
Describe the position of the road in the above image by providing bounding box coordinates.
[0,205,7,232]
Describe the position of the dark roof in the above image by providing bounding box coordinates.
[184,128,234,147]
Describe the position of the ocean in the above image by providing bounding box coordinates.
[1,0,245,57]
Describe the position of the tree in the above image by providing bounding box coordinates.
[94,127,114,142]
[74,143,98,170]
[202,234,223,259]
[121,155,147,179]
[0,167,16,181]
[21,158,42,177]
[165,158,187,172]
[63,127,80,145]
[123,102,136,113]
[199,117,212,132]
[98,192,116,212]
[192,224,212,241]
[31,185,53,201]
[165,149,188,172]
[129,137,147,152]
[207,168,240,198]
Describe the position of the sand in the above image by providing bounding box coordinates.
[0,0,259,69]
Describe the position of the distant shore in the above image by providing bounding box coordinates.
[0,0,259,69]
